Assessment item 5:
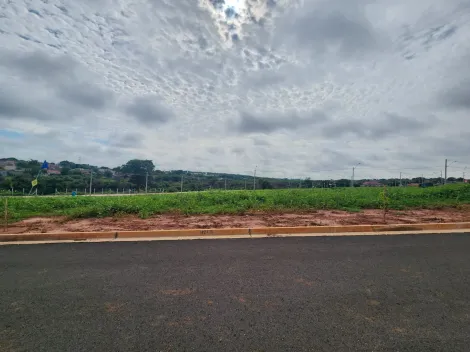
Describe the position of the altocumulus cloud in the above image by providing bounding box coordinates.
[0,0,469,178]
[125,96,174,127]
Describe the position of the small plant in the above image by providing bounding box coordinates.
[379,185,390,223]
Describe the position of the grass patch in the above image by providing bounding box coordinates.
[2,184,470,223]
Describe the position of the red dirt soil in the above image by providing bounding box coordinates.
[5,208,470,234]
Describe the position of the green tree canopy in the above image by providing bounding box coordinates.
[120,159,155,175]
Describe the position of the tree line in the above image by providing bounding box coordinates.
[0,158,464,195]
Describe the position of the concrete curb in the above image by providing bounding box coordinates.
[1,222,470,242]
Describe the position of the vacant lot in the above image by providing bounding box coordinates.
[3,184,470,224]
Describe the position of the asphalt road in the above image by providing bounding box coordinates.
[1,235,470,352]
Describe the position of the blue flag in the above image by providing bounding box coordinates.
[41,160,49,169]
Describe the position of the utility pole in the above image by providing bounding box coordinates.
[399,172,402,187]
[444,159,448,184]
[224,178,227,190]
[89,170,93,196]
[351,163,361,187]
[180,175,183,192]
[253,166,257,191]
[444,159,458,184]
[244,180,247,190]
[145,172,149,193]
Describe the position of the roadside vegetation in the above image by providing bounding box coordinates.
[2,184,470,223]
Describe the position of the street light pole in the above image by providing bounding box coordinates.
[145,172,148,193]
[89,170,93,196]
[444,159,447,184]
[445,159,457,184]
[253,166,257,191]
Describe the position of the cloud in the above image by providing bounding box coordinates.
[274,0,383,56]
[110,132,144,149]
[0,50,76,80]
[1,0,469,178]
[57,82,114,110]
[253,138,271,146]
[0,50,114,123]
[322,113,434,140]
[441,79,470,110]
[234,109,327,134]
[126,96,174,126]
[0,89,51,121]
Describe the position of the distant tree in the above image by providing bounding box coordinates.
[120,159,155,175]
[58,160,77,169]
[104,170,113,178]
[129,174,147,188]
[304,177,313,188]
[260,179,273,189]
[61,167,70,175]
[2,176,13,188]
[336,179,350,188]
[17,160,41,176]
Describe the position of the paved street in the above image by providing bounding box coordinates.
[1,234,470,352]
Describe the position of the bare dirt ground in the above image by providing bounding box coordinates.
[5,207,470,233]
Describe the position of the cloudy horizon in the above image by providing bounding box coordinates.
[1,0,469,180]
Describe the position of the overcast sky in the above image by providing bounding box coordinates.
[1,0,469,180]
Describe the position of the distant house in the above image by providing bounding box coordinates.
[0,160,16,171]
[76,168,91,175]
[362,180,382,187]
[47,169,61,175]
[48,163,60,171]
[98,168,115,175]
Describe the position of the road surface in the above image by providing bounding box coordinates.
[1,234,469,351]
